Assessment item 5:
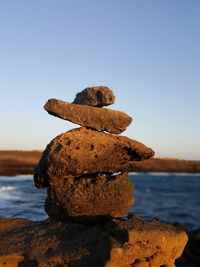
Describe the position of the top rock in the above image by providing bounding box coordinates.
[73,86,115,107]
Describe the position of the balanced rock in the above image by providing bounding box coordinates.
[73,86,115,107]
[44,98,132,134]
[34,127,154,188]
[45,172,134,224]
[0,216,188,267]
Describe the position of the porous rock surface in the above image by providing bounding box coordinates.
[44,98,132,134]
[0,215,188,267]
[73,86,115,107]
[34,127,155,188]
[45,172,134,223]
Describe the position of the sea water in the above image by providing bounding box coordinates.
[0,173,200,230]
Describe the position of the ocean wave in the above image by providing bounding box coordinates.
[129,172,173,176]
[0,186,16,191]
[16,174,33,178]
[0,186,19,200]
[0,193,19,200]
[0,175,33,182]
[129,172,200,176]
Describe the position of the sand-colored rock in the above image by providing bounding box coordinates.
[45,173,134,224]
[44,98,132,134]
[34,127,154,188]
[0,216,188,267]
[73,86,115,107]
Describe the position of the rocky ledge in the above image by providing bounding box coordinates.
[0,215,188,267]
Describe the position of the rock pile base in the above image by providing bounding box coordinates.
[0,215,188,267]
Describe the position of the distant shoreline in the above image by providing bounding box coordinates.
[0,150,200,176]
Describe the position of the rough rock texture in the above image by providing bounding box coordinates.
[44,98,132,134]
[0,216,188,267]
[45,173,134,223]
[73,86,115,107]
[34,127,155,188]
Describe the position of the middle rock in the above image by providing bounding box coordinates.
[34,127,154,188]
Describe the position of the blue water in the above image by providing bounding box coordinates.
[131,173,200,230]
[0,173,200,230]
[0,176,47,221]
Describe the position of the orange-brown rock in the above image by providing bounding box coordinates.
[44,98,132,134]
[0,216,188,267]
[106,216,188,267]
[73,86,115,107]
[34,127,154,188]
[45,173,134,224]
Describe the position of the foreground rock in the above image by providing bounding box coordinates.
[34,127,154,188]
[73,86,115,107]
[44,98,132,134]
[0,215,188,267]
[45,173,134,224]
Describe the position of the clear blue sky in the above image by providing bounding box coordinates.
[0,0,199,160]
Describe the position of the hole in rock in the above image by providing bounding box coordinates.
[125,147,141,161]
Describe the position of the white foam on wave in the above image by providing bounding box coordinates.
[0,192,19,200]
[169,172,200,176]
[129,172,171,176]
[0,186,16,191]
[148,172,200,176]
[0,175,33,182]
[146,172,172,176]
[0,186,19,200]
[129,172,200,176]
[16,174,33,178]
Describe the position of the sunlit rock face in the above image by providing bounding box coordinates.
[44,98,132,134]
[34,127,154,189]
[0,216,188,267]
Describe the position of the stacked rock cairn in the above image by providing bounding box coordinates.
[34,86,154,223]
[34,86,188,266]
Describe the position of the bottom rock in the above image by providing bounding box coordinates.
[45,172,134,224]
[0,215,188,267]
